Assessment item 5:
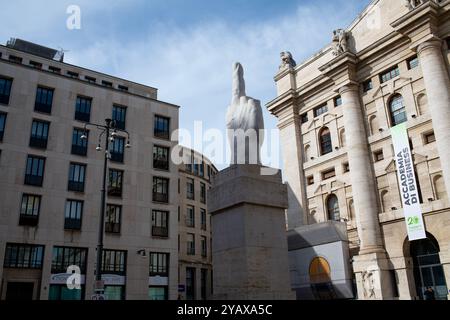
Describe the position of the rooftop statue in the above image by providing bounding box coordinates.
[279,51,296,70]
[226,63,264,165]
[332,29,349,56]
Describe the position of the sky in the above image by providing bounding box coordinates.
[0,0,372,169]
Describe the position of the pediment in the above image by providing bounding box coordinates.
[385,159,396,173]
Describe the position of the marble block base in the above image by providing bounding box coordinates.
[208,165,295,300]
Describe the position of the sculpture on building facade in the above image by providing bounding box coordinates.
[332,29,349,56]
[362,271,376,299]
[226,62,264,165]
[279,51,296,70]
[404,0,442,10]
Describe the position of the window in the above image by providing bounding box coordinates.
[8,55,22,64]
[149,252,169,276]
[153,176,169,203]
[186,206,195,227]
[29,61,42,69]
[102,80,113,88]
[25,155,45,186]
[0,112,6,141]
[72,128,88,156]
[319,127,332,155]
[19,194,41,226]
[111,105,127,130]
[110,136,125,163]
[343,163,350,173]
[187,178,195,200]
[334,96,342,107]
[201,269,208,300]
[118,85,128,92]
[362,79,373,93]
[380,65,400,83]
[186,267,196,300]
[152,210,169,237]
[314,104,328,117]
[154,115,170,139]
[49,285,84,301]
[34,87,54,114]
[187,234,195,255]
[29,120,49,149]
[447,38,450,50]
[149,287,168,300]
[407,56,419,70]
[75,96,92,122]
[301,113,309,124]
[108,169,123,197]
[201,236,207,258]
[200,183,206,204]
[322,168,336,180]
[307,176,314,186]
[327,194,340,221]
[68,163,86,192]
[4,244,44,269]
[199,161,204,177]
[424,131,436,145]
[374,150,384,162]
[153,145,170,170]
[201,209,207,231]
[102,249,126,274]
[67,71,79,78]
[389,94,407,126]
[0,77,13,105]
[104,286,125,301]
[51,246,87,273]
[64,200,83,230]
[48,66,61,74]
[84,76,96,83]
[106,205,121,234]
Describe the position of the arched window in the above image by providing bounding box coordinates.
[319,127,332,155]
[327,194,340,221]
[381,190,390,213]
[389,94,407,126]
[369,115,379,135]
[434,175,447,201]
[417,94,428,116]
[339,129,346,148]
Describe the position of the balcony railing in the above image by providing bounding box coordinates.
[68,181,85,193]
[24,174,43,187]
[105,222,121,234]
[64,218,82,230]
[75,111,91,122]
[19,215,39,227]
[153,159,169,171]
[110,151,124,163]
[187,245,195,255]
[34,102,52,114]
[152,226,168,238]
[114,120,125,130]
[71,144,88,156]
[108,186,122,198]
[154,129,170,140]
[153,192,168,203]
[29,137,48,149]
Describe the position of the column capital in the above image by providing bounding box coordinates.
[338,83,359,95]
[416,37,444,55]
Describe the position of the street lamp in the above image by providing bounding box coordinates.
[81,118,131,297]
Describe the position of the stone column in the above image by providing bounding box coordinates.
[278,111,308,229]
[339,84,384,254]
[417,39,450,201]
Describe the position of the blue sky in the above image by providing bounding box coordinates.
[0,0,371,169]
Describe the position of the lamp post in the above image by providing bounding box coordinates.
[81,118,131,297]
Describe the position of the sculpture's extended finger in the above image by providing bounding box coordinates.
[232,62,246,103]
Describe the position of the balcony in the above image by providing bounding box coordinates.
[34,102,52,114]
[153,159,169,171]
[71,144,88,156]
[187,245,195,256]
[108,186,122,198]
[29,137,48,149]
[152,226,168,238]
[110,151,124,163]
[154,129,170,140]
[19,215,39,227]
[105,222,121,234]
[153,192,168,203]
[64,218,82,231]
[75,111,90,123]
[24,174,43,187]
[114,120,125,130]
[68,181,85,193]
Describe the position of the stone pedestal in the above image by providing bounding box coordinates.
[208,165,294,300]
[353,252,396,300]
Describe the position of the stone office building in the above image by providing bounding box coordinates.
[177,147,217,300]
[0,39,179,300]
[268,0,450,299]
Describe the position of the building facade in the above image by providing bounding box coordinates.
[0,39,180,300]
[268,0,450,300]
[177,147,217,300]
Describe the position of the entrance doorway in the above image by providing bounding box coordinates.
[410,235,448,300]
[5,282,34,300]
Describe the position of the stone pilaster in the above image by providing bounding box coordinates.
[417,39,450,201]
[339,84,384,255]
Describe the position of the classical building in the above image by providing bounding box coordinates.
[0,39,180,300]
[177,147,217,300]
[268,0,450,300]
